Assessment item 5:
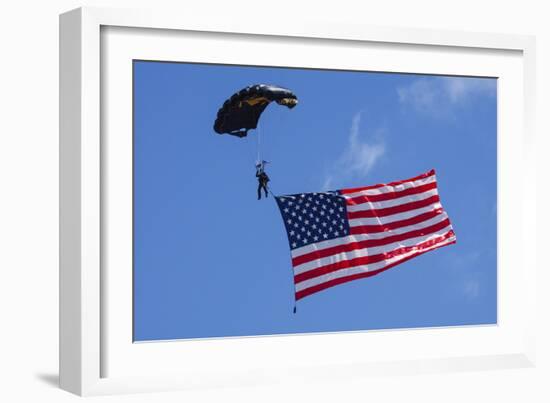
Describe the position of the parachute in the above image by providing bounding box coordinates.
[213,84,298,138]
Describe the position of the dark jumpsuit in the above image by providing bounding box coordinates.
[256,169,270,199]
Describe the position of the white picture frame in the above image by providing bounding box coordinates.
[59,6,537,396]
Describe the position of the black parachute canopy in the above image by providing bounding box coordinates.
[213,84,298,137]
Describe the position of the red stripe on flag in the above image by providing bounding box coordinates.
[294,229,455,283]
[345,181,437,205]
[339,169,436,195]
[347,194,440,219]
[292,218,451,267]
[295,235,456,300]
[349,208,444,235]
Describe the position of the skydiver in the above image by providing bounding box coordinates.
[255,161,270,200]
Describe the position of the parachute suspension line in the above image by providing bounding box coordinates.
[256,126,262,164]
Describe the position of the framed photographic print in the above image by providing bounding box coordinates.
[59,7,537,396]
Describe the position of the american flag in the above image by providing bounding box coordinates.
[275,169,456,301]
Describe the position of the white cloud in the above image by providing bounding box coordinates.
[322,175,335,191]
[322,112,385,190]
[448,251,484,301]
[463,279,481,299]
[397,76,495,118]
[445,77,496,103]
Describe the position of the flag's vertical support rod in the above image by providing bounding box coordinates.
[283,240,298,313]
[272,192,298,314]
[290,251,298,312]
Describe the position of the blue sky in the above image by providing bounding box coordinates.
[133,61,497,341]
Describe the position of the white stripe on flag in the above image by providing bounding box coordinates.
[348,203,443,227]
[293,224,454,275]
[341,173,436,199]
[346,188,439,212]
[295,236,456,292]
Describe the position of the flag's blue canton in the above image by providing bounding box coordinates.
[275,191,350,250]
